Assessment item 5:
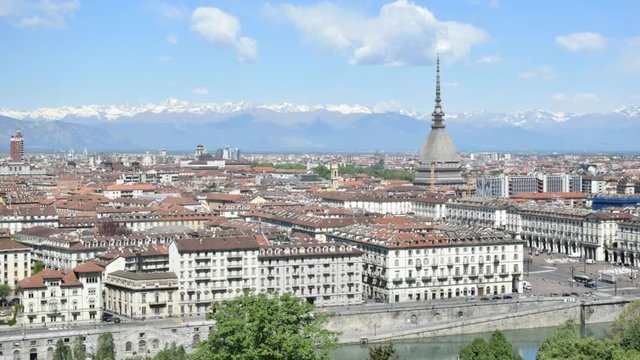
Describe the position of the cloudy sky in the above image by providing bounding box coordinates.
[1,0,638,113]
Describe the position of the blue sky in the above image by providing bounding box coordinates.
[1,0,639,114]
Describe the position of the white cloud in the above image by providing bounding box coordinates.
[552,93,598,102]
[276,0,488,66]
[0,0,79,29]
[158,3,186,21]
[193,87,209,95]
[166,34,178,44]
[190,7,257,63]
[555,32,607,52]
[156,55,172,62]
[519,65,555,80]
[476,55,501,64]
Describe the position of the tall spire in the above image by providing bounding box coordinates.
[431,54,445,129]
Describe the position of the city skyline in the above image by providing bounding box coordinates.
[1,0,639,114]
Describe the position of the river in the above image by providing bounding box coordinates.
[332,322,611,360]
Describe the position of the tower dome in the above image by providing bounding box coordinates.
[414,56,464,186]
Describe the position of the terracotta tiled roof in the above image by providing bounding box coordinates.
[73,261,105,273]
[19,269,82,289]
[0,239,30,251]
[104,184,154,192]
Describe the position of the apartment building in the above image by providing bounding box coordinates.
[319,192,448,219]
[19,262,104,327]
[0,205,59,234]
[168,234,262,317]
[446,198,509,229]
[506,204,632,261]
[327,224,524,303]
[0,238,31,288]
[16,227,106,270]
[102,184,155,200]
[610,217,640,266]
[104,271,178,320]
[258,243,363,307]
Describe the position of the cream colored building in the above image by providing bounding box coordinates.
[19,262,103,327]
[168,234,261,317]
[0,239,31,288]
[328,224,524,302]
[258,243,363,307]
[104,271,178,320]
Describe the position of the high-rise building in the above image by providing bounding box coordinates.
[215,147,241,160]
[10,130,24,162]
[414,57,464,186]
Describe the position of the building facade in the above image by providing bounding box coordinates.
[104,271,178,320]
[328,224,524,303]
[258,243,363,307]
[19,262,104,327]
[10,130,24,162]
[0,239,31,288]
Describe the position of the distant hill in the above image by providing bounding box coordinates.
[0,101,638,152]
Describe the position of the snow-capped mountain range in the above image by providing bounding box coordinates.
[7,98,631,123]
[0,100,638,152]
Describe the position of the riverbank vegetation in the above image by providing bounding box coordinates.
[459,299,640,360]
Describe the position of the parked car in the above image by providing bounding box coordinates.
[586,259,596,264]
[0,311,6,317]
[480,296,490,301]
[503,295,513,300]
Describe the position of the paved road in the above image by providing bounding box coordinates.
[524,251,640,299]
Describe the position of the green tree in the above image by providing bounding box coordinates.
[0,284,11,301]
[71,336,86,360]
[95,333,116,360]
[459,338,491,360]
[368,342,399,360]
[190,293,338,360]
[53,339,72,360]
[487,331,521,360]
[536,320,631,360]
[33,260,44,274]
[459,331,521,360]
[314,165,331,179]
[151,343,187,360]
[621,320,640,352]
[610,299,640,340]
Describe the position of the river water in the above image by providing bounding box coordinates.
[332,322,611,360]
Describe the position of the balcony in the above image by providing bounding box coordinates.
[195,298,212,305]
[421,276,432,282]
[512,271,522,276]
[493,258,500,265]
[227,255,243,261]
[195,265,210,271]
[226,263,243,270]
[392,278,403,285]
[499,272,510,278]
[453,275,463,281]
[468,274,479,279]
[447,263,454,268]
[405,277,416,284]
[227,273,243,280]
[484,273,494,279]
[149,300,167,307]
[437,276,448,282]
